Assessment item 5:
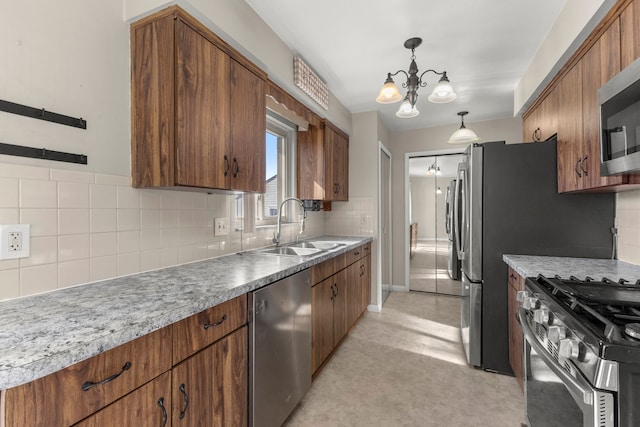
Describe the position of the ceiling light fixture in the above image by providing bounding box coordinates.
[436,186,443,194]
[426,163,441,176]
[376,37,457,118]
[448,111,480,144]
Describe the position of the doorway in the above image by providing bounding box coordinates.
[407,153,463,296]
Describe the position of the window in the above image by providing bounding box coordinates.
[256,111,297,225]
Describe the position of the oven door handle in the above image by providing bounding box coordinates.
[518,308,594,406]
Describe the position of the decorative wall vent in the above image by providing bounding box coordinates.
[293,56,329,110]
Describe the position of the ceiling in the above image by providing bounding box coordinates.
[245,0,567,133]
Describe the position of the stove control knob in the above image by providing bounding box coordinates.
[523,297,539,310]
[534,308,550,325]
[548,325,567,343]
[516,291,528,303]
[559,338,581,360]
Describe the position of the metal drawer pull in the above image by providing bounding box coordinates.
[157,397,168,427]
[203,313,227,330]
[81,361,132,391]
[224,155,230,177]
[178,383,189,419]
[232,158,239,178]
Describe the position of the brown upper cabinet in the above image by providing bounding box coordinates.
[524,0,640,193]
[297,119,349,202]
[130,6,266,193]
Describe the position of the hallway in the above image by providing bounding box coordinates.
[284,291,524,426]
[410,240,462,296]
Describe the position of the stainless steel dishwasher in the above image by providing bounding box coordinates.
[249,268,312,427]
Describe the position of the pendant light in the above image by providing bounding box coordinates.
[376,37,457,119]
[448,111,480,144]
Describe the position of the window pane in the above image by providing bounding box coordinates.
[264,132,279,219]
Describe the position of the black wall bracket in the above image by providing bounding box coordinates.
[0,99,87,129]
[0,142,87,165]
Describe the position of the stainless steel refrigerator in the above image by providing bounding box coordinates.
[454,139,615,374]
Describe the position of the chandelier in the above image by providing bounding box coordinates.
[376,37,457,118]
[448,111,480,144]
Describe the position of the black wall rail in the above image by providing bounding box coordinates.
[0,142,88,165]
[0,99,87,129]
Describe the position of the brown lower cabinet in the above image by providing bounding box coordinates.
[4,296,248,427]
[507,267,525,391]
[312,243,371,376]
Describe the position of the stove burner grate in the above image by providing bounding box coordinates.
[625,323,640,339]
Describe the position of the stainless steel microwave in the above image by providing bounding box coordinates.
[599,56,640,176]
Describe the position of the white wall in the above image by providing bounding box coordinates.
[390,117,523,286]
[616,191,640,265]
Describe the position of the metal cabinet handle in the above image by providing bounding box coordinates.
[81,361,131,391]
[533,127,542,142]
[157,397,168,427]
[224,155,230,177]
[232,157,239,178]
[580,155,588,176]
[178,383,189,419]
[204,313,227,330]
[575,158,582,178]
[330,284,335,300]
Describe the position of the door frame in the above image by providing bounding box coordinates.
[404,148,465,292]
[376,141,392,310]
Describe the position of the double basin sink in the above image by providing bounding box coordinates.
[259,241,345,257]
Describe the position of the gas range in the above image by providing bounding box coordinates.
[519,274,640,427]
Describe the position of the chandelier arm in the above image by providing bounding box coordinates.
[388,70,409,79]
[418,69,446,85]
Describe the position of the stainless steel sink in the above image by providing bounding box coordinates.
[295,241,345,251]
[259,246,322,257]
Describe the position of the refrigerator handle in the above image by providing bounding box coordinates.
[444,185,451,235]
[454,164,465,260]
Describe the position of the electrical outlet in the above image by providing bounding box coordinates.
[360,214,368,225]
[214,218,229,236]
[0,224,30,260]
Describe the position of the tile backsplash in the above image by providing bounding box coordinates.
[0,162,327,300]
[616,190,640,265]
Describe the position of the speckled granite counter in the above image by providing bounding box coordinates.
[503,254,640,281]
[0,236,371,390]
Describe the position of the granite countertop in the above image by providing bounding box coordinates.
[503,254,640,281]
[0,236,371,390]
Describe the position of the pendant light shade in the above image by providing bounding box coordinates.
[448,111,480,144]
[428,74,458,103]
[396,96,420,118]
[376,74,403,104]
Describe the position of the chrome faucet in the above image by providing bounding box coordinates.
[273,197,306,246]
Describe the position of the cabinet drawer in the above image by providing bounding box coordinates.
[172,294,247,363]
[5,327,172,427]
[346,243,368,265]
[311,258,336,284]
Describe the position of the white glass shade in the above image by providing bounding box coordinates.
[428,79,457,103]
[448,127,480,144]
[376,82,403,104]
[396,99,419,118]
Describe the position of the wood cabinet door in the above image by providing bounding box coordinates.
[74,372,172,427]
[581,22,625,191]
[228,59,266,193]
[175,19,230,189]
[171,327,247,427]
[311,278,335,374]
[522,108,539,142]
[621,0,640,68]
[297,125,325,200]
[556,62,583,193]
[328,128,349,201]
[539,86,558,141]
[332,269,348,346]
[361,254,371,315]
[345,262,360,329]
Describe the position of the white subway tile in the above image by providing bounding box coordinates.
[140,249,161,272]
[0,208,19,224]
[90,184,117,209]
[58,259,90,288]
[20,209,57,236]
[193,193,208,209]
[0,259,19,271]
[162,228,179,247]
[179,210,194,227]
[160,247,178,267]
[91,209,117,233]
[117,230,140,254]
[207,242,220,258]
[162,210,179,228]
[117,209,140,231]
[90,256,117,282]
[177,246,194,264]
[117,253,140,276]
[117,186,140,209]
[20,179,57,208]
[0,269,20,300]
[58,234,90,262]
[140,190,162,209]
[0,163,49,180]
[193,244,208,261]
[20,236,57,267]
[0,177,19,207]
[50,169,94,184]
[161,191,180,209]
[58,209,90,235]
[140,229,162,251]
[58,182,89,208]
[95,173,130,186]
[90,232,117,258]
[141,209,162,230]
[21,264,58,296]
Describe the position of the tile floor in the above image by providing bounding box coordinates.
[410,240,462,296]
[284,291,525,427]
